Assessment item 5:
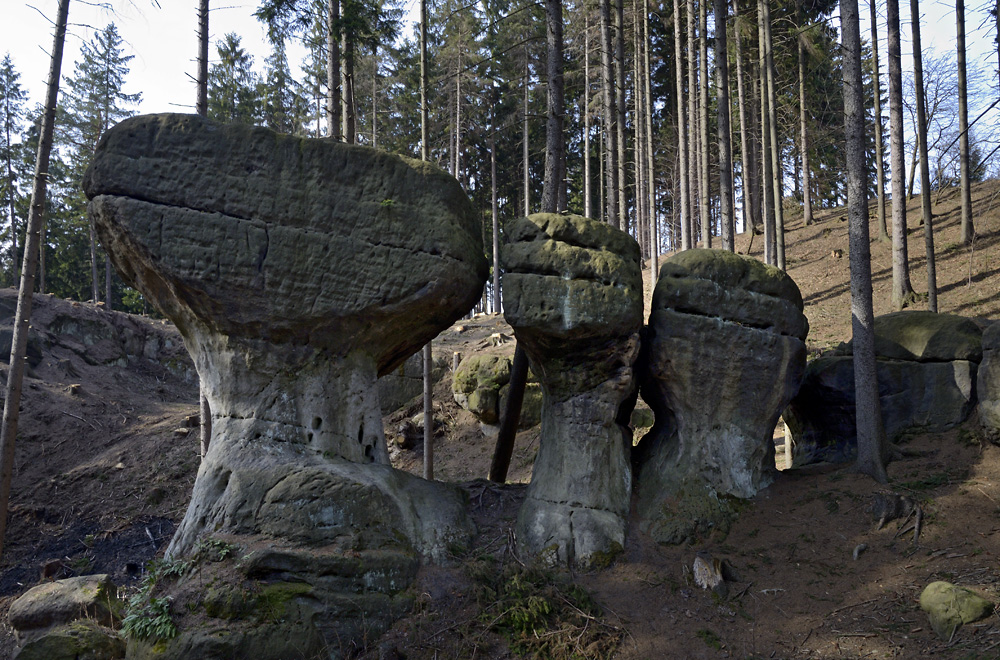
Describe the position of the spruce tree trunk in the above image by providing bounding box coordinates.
[643,0,657,277]
[197,0,209,117]
[758,0,775,265]
[492,138,500,313]
[910,0,936,312]
[420,0,433,480]
[674,0,691,249]
[615,0,627,230]
[601,0,619,227]
[542,0,566,213]
[584,17,592,220]
[327,0,341,139]
[524,56,530,216]
[887,0,915,309]
[699,0,711,247]
[687,0,699,244]
[343,40,356,144]
[0,0,71,561]
[841,0,887,483]
[956,0,973,244]
[6,111,18,283]
[796,0,813,226]
[763,0,784,269]
[716,0,734,250]
[870,0,889,241]
[734,12,756,236]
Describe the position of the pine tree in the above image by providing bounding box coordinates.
[61,23,141,307]
[0,55,27,284]
[208,33,260,124]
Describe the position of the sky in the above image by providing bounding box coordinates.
[0,0,996,133]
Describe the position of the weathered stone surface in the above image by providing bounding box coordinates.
[919,581,993,640]
[9,575,121,633]
[786,312,982,466]
[15,620,124,660]
[85,113,486,656]
[978,322,1000,443]
[503,213,643,567]
[635,249,808,544]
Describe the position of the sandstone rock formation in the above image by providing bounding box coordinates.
[977,322,1000,443]
[635,249,808,544]
[502,213,643,567]
[85,114,488,656]
[452,353,541,431]
[786,311,982,466]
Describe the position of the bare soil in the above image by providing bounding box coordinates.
[4,181,1000,659]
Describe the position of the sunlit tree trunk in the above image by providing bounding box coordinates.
[675,0,691,249]
[420,0,433,481]
[716,0,734,250]
[758,0,775,264]
[699,0,711,247]
[542,0,565,212]
[870,0,888,241]
[910,0,936,312]
[763,0,784,269]
[0,0,71,561]
[842,0,887,483]
[584,17,592,220]
[601,0,619,227]
[887,0,915,309]
[687,0,699,244]
[957,0,973,244]
[615,0,627,230]
[796,0,812,227]
[734,11,757,235]
[327,0,341,139]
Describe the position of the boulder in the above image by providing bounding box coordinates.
[978,322,1000,443]
[377,351,447,414]
[9,574,121,634]
[452,354,541,430]
[919,581,993,640]
[85,114,488,656]
[502,213,643,567]
[635,249,808,544]
[786,311,982,466]
[8,575,123,660]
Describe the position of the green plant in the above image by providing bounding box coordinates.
[121,562,184,642]
[380,198,395,208]
[696,628,722,649]
[195,537,239,562]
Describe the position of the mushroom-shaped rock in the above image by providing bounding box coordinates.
[635,249,808,544]
[786,311,982,466]
[502,213,643,567]
[85,114,487,656]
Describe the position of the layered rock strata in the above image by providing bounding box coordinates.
[635,249,808,544]
[502,213,642,567]
[786,311,983,465]
[85,114,488,657]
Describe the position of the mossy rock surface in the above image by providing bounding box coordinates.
[9,574,122,632]
[835,311,983,362]
[15,620,125,660]
[919,581,994,640]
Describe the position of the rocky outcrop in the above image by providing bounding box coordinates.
[786,311,982,466]
[635,249,808,544]
[452,354,541,431]
[85,114,488,656]
[977,322,1000,443]
[502,213,643,567]
[9,575,124,660]
[378,351,447,414]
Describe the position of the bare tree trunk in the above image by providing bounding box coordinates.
[420,0,433,481]
[492,137,500,313]
[758,0,775,265]
[197,0,209,117]
[716,0,734,250]
[869,0,888,241]
[763,0,784,269]
[615,0,627,231]
[734,12,756,236]
[796,0,813,226]
[643,0,657,277]
[957,0,973,244]
[633,1,646,256]
[907,146,917,200]
[841,0,887,483]
[524,55,531,216]
[584,16,592,219]
[5,108,17,284]
[601,0,619,227]
[687,0,699,244]
[0,0,70,561]
[887,0,914,309]
[699,0,711,248]
[910,0,936,312]
[327,0,341,139]
[542,0,566,213]
[674,0,691,249]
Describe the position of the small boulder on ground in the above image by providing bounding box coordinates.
[786,311,982,466]
[919,581,994,640]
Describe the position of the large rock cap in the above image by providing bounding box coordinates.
[85,113,488,373]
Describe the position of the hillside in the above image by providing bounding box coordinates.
[2,180,1000,658]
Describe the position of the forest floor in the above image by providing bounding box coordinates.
[2,181,1000,659]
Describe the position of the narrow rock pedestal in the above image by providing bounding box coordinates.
[502,213,643,567]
